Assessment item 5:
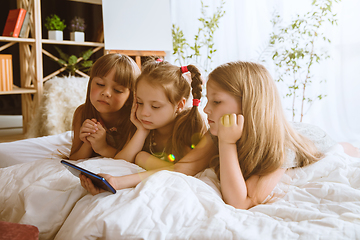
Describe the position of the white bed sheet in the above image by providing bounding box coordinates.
[0,131,72,168]
[0,139,359,239]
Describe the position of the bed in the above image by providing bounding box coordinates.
[0,130,359,239]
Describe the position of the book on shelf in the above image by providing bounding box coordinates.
[0,54,13,92]
[2,8,27,38]
[95,22,104,43]
[19,11,31,38]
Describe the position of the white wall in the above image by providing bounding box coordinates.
[170,0,360,146]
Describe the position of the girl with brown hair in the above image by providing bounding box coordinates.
[69,53,140,160]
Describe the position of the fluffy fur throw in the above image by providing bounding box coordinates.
[27,76,88,138]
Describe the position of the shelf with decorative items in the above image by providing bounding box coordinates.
[41,40,104,82]
[1,0,104,134]
[0,0,43,134]
[0,37,37,96]
[40,6,104,82]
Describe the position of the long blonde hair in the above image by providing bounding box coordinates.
[81,53,140,150]
[136,60,207,162]
[209,61,323,180]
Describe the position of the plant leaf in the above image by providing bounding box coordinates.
[68,55,78,65]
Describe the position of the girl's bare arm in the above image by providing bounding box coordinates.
[82,132,217,194]
[134,144,192,170]
[218,141,285,209]
[217,114,285,209]
[114,129,149,162]
[114,101,150,162]
[134,151,174,170]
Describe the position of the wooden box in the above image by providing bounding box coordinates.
[0,54,13,91]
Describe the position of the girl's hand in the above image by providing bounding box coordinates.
[80,173,116,195]
[130,98,149,133]
[87,122,108,154]
[218,114,244,144]
[79,119,98,144]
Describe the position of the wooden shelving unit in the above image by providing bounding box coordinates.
[0,37,36,96]
[42,39,104,47]
[0,0,104,133]
[0,85,37,95]
[0,36,35,44]
[42,40,104,81]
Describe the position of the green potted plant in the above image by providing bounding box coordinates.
[45,14,66,41]
[54,46,93,76]
[69,17,86,42]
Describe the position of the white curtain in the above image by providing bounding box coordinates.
[170,0,360,147]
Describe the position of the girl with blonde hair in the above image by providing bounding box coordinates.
[113,59,207,169]
[204,60,359,209]
[204,61,326,209]
[69,53,140,160]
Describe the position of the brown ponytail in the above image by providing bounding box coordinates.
[171,65,207,161]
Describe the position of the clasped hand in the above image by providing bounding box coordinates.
[79,118,108,153]
[218,114,244,144]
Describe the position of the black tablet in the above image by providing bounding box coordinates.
[61,160,116,194]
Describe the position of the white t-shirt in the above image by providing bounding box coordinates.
[282,122,337,169]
